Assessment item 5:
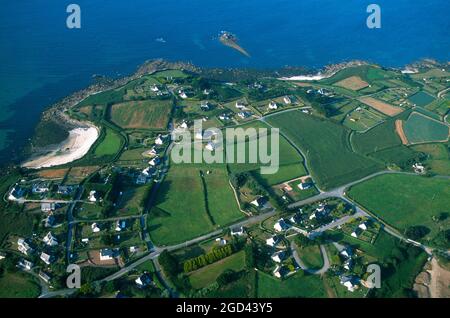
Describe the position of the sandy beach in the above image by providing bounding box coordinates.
[22,126,99,169]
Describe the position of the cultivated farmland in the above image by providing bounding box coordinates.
[359,97,404,116]
[266,110,383,190]
[334,76,369,91]
[110,99,172,130]
[403,112,449,144]
[408,91,435,107]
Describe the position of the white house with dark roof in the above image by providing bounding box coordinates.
[271,251,287,263]
[88,190,99,202]
[17,238,33,255]
[235,101,246,109]
[231,226,245,236]
[39,271,52,283]
[251,196,267,208]
[268,101,278,110]
[40,252,54,265]
[358,222,368,231]
[8,186,25,201]
[91,223,101,233]
[340,275,359,292]
[274,218,290,232]
[18,259,33,271]
[283,96,292,104]
[43,232,58,247]
[41,202,56,213]
[100,248,115,261]
[115,220,126,232]
[135,272,152,287]
[266,235,281,247]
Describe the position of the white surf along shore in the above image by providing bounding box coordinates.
[22,126,99,169]
[278,73,330,81]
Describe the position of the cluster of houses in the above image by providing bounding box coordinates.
[267,96,292,111]
[16,231,60,269]
[307,87,334,97]
[337,247,361,292]
[350,221,370,239]
[136,134,167,185]
[234,101,253,119]
[264,234,298,279]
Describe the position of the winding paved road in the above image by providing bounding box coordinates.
[291,242,330,275]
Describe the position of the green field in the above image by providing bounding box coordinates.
[266,110,383,190]
[253,163,307,186]
[0,273,41,298]
[296,245,324,269]
[116,184,151,215]
[343,107,385,132]
[403,112,449,144]
[348,174,450,242]
[94,128,123,157]
[149,166,214,245]
[226,121,307,185]
[148,165,242,245]
[110,99,172,130]
[408,91,435,107]
[189,251,246,289]
[202,168,243,225]
[256,271,327,298]
[351,118,403,155]
[321,65,393,86]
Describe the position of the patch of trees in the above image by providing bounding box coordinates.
[405,225,431,240]
[216,269,240,287]
[183,245,234,273]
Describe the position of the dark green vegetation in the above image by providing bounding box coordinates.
[348,174,450,246]
[266,110,383,189]
[0,272,40,298]
[337,230,428,298]
[188,250,246,289]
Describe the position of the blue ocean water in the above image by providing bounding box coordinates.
[0,0,449,164]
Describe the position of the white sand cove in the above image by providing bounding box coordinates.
[22,126,99,169]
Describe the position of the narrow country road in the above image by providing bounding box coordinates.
[291,242,330,275]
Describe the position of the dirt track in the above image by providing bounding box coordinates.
[395,119,409,145]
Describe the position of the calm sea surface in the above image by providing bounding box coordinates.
[0,0,449,164]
